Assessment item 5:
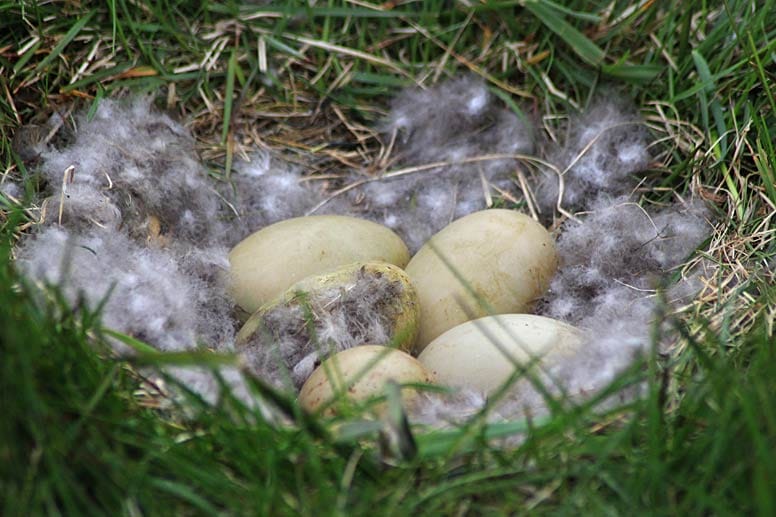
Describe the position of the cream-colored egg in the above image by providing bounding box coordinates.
[406,209,558,352]
[229,215,410,314]
[418,314,583,395]
[299,345,435,415]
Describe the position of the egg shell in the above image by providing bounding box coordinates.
[236,261,420,353]
[418,314,583,395]
[299,345,435,415]
[229,215,410,314]
[406,209,558,352]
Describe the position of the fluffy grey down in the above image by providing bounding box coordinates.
[13,80,713,427]
[410,89,711,426]
[240,266,410,390]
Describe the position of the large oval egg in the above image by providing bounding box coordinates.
[406,209,558,352]
[418,314,583,395]
[229,215,410,314]
[236,262,421,389]
[299,345,435,415]
[237,261,419,352]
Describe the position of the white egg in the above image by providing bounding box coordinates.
[236,261,421,354]
[229,215,410,315]
[418,314,583,395]
[406,209,558,352]
[299,345,435,415]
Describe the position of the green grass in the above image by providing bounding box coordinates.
[1,0,775,514]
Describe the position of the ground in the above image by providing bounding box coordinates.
[1,1,775,514]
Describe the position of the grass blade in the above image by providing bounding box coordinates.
[601,63,662,82]
[221,48,237,145]
[753,115,776,207]
[524,1,605,66]
[34,11,95,73]
[149,479,221,514]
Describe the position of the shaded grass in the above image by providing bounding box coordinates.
[1,0,775,514]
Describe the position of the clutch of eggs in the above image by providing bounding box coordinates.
[228,210,582,415]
